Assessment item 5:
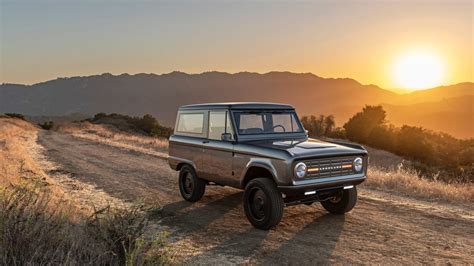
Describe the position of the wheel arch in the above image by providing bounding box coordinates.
[241,161,278,188]
[175,159,197,172]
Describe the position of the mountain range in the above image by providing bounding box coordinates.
[1,71,472,138]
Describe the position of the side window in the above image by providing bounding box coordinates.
[208,111,234,140]
[176,113,204,134]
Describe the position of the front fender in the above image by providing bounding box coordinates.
[240,158,279,187]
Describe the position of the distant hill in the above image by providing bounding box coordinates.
[382,96,473,139]
[392,82,474,105]
[1,72,472,138]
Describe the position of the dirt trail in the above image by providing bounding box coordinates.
[38,131,474,264]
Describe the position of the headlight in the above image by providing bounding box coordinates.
[353,157,363,172]
[294,162,307,178]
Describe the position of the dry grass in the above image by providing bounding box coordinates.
[0,184,170,265]
[366,165,474,204]
[0,117,42,186]
[56,121,168,158]
[0,117,88,215]
[361,144,473,204]
[0,117,171,264]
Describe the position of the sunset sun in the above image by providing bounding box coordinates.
[392,51,445,90]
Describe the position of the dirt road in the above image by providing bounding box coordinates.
[38,131,474,264]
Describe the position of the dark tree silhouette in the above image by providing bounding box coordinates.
[343,105,386,143]
[301,114,337,137]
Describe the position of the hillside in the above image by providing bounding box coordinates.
[1,72,472,138]
[383,96,474,139]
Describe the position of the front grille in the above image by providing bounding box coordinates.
[304,157,356,179]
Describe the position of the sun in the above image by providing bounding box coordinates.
[392,51,445,90]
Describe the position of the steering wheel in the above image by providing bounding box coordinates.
[272,125,286,132]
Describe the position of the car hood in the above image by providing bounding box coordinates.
[244,138,367,159]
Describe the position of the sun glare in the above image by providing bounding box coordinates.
[392,51,445,90]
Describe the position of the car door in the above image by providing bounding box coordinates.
[200,110,236,186]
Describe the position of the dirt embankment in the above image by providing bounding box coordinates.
[36,130,474,264]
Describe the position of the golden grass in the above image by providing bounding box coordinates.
[0,117,95,219]
[0,117,43,186]
[366,165,474,204]
[56,121,169,158]
[0,117,171,264]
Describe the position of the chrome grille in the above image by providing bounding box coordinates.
[304,157,355,179]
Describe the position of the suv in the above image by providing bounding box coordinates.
[168,102,368,230]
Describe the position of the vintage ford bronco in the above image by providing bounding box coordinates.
[168,102,368,229]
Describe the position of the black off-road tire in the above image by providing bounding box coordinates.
[243,178,284,230]
[321,187,357,214]
[179,165,206,202]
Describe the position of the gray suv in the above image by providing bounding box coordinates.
[168,102,368,230]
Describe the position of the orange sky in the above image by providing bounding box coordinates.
[1,1,472,90]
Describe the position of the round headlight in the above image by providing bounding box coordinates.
[294,162,307,178]
[353,157,363,172]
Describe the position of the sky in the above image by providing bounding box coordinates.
[1,0,472,90]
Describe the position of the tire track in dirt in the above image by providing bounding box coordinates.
[38,131,474,264]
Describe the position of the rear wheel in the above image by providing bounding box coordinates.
[243,178,284,230]
[321,187,357,214]
[179,165,205,202]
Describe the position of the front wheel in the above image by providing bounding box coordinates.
[321,187,357,214]
[243,178,284,230]
[179,165,206,202]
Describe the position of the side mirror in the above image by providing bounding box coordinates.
[221,133,233,142]
[305,129,309,136]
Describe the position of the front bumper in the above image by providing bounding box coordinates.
[277,174,366,196]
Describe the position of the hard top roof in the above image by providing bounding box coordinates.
[179,102,294,110]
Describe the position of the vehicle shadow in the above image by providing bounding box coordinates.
[184,227,269,264]
[158,191,243,234]
[155,191,346,264]
[258,213,346,264]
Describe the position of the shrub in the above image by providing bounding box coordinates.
[343,105,473,183]
[302,106,473,183]
[38,121,54,130]
[90,113,173,138]
[0,184,170,265]
[4,113,25,120]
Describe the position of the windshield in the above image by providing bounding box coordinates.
[233,111,304,135]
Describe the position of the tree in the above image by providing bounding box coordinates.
[396,125,434,163]
[343,105,386,143]
[323,115,335,136]
[301,114,336,137]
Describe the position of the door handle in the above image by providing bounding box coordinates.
[202,140,209,144]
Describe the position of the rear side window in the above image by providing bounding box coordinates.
[176,113,204,134]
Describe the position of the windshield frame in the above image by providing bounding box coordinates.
[230,109,307,141]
